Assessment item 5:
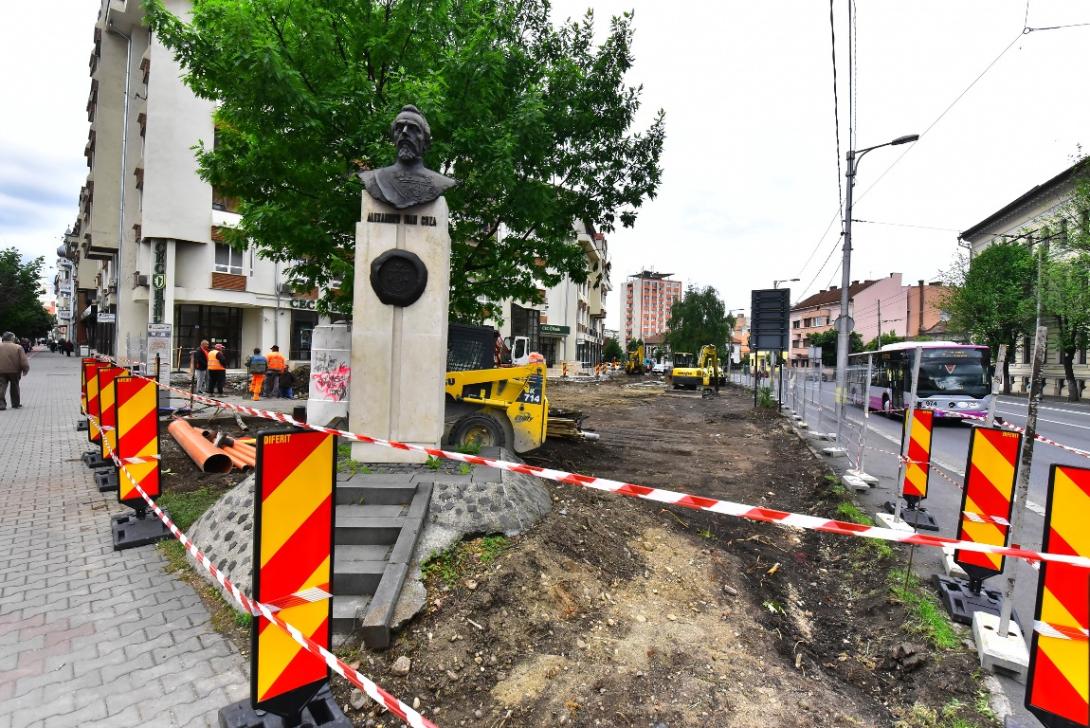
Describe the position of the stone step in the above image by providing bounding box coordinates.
[335,479,417,506]
[334,508,404,545]
[332,559,386,594]
[332,594,370,636]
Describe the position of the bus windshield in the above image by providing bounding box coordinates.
[916,349,988,398]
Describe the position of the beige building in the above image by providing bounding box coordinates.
[622,271,682,344]
[65,0,315,370]
[960,161,1088,396]
[494,222,611,367]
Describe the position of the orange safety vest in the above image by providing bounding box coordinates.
[266,351,286,372]
[207,350,226,371]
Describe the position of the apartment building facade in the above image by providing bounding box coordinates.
[788,280,875,367]
[493,222,611,367]
[961,160,1089,396]
[622,271,682,345]
[852,273,953,343]
[66,0,315,371]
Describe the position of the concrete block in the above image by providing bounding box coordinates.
[846,468,878,485]
[875,512,915,532]
[942,548,969,579]
[811,431,837,441]
[822,446,848,457]
[972,612,1029,683]
[842,474,869,492]
[796,421,809,429]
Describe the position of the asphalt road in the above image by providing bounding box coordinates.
[729,371,1090,725]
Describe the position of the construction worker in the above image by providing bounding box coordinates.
[245,347,267,401]
[207,343,227,395]
[263,345,287,398]
[191,340,210,393]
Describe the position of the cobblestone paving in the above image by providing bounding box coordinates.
[0,352,248,727]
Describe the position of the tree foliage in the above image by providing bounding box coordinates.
[942,240,1036,393]
[864,331,904,351]
[0,248,52,339]
[145,0,664,320]
[805,329,863,366]
[603,336,623,362]
[665,285,732,355]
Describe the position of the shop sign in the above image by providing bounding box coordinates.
[540,324,570,335]
[290,299,317,311]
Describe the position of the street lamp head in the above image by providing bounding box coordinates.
[891,134,919,146]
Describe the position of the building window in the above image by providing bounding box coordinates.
[214,243,244,275]
[290,310,318,361]
[792,320,800,329]
[174,304,243,369]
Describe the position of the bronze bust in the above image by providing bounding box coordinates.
[359,105,457,209]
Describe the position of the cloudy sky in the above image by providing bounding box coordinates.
[3,1,1090,332]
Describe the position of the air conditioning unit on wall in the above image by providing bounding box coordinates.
[133,272,149,288]
[278,282,294,296]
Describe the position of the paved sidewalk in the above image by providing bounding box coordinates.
[0,352,248,727]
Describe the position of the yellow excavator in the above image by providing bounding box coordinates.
[670,344,723,391]
[625,341,646,375]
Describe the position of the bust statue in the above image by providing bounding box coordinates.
[358,105,457,209]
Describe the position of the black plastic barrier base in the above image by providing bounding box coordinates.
[94,468,118,493]
[76,419,88,432]
[83,451,112,469]
[933,575,1013,626]
[882,501,940,531]
[218,685,352,728]
[111,511,171,551]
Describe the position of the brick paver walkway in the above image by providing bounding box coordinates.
[0,351,248,727]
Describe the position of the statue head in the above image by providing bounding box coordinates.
[389,105,431,164]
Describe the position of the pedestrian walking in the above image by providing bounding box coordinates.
[191,340,210,393]
[207,343,227,395]
[0,332,31,410]
[245,347,267,401]
[263,345,286,398]
[64,339,73,357]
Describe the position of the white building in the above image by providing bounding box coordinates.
[65,0,315,370]
[493,222,611,368]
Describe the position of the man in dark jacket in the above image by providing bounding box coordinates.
[191,340,210,393]
[0,332,31,410]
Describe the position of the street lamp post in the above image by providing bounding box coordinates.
[834,134,919,445]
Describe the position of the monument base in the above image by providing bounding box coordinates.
[350,441,429,464]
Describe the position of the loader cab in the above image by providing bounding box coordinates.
[508,335,530,366]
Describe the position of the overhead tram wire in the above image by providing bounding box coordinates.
[851,219,962,233]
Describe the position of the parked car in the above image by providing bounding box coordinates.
[652,361,669,374]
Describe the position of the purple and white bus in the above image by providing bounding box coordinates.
[848,341,991,419]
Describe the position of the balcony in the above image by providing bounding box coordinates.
[211,272,246,292]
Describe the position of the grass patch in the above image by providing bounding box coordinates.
[756,386,776,409]
[834,499,894,560]
[894,699,982,728]
[457,462,472,475]
[336,443,372,476]
[157,485,228,531]
[425,455,442,471]
[422,535,512,588]
[889,568,960,650]
[836,501,872,525]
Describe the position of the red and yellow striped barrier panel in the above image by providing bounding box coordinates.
[1026,464,1090,726]
[954,427,1021,577]
[252,429,336,717]
[86,361,108,444]
[80,357,95,415]
[114,375,160,507]
[97,366,124,463]
[901,408,934,499]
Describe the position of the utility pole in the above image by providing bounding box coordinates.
[834,134,919,449]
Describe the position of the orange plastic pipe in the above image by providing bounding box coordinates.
[167,419,232,473]
[220,446,252,471]
[223,444,256,468]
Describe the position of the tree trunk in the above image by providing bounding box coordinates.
[1063,349,1081,402]
[1002,354,1012,395]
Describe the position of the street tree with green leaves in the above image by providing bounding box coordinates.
[665,285,733,355]
[145,0,664,321]
[942,241,1036,394]
[864,331,904,351]
[806,328,862,367]
[0,248,52,339]
[1041,253,1090,401]
[603,337,623,362]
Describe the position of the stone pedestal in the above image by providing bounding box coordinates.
[349,194,450,463]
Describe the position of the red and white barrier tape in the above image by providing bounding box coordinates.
[1034,620,1090,642]
[87,412,437,728]
[961,511,1010,528]
[953,410,1090,460]
[90,362,1090,572]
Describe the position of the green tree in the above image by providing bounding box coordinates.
[806,329,862,367]
[1040,253,1090,401]
[864,330,904,351]
[603,336,623,362]
[665,285,733,355]
[0,248,52,339]
[145,0,664,321]
[942,240,1036,394]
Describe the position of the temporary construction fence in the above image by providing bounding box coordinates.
[82,355,1090,727]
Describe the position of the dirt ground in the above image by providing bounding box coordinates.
[334,376,995,728]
